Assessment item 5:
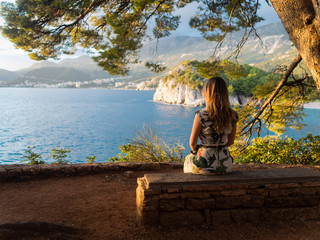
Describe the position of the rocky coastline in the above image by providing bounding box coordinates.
[153,79,250,106]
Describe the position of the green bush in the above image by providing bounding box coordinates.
[234,134,320,165]
[86,155,97,163]
[21,146,45,165]
[50,144,72,164]
[109,126,185,163]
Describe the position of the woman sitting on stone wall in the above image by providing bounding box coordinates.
[189,76,238,175]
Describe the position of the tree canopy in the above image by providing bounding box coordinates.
[0,0,262,75]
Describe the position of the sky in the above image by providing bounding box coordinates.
[0,0,281,71]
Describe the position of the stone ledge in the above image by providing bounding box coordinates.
[136,168,320,226]
[0,162,183,181]
[144,168,320,189]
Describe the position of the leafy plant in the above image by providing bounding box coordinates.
[109,125,185,163]
[233,134,320,165]
[21,146,45,165]
[86,155,97,164]
[50,144,72,164]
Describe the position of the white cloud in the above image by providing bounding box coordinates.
[0,36,36,71]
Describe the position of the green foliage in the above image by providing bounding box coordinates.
[162,60,205,90]
[21,146,45,165]
[145,61,167,73]
[189,1,263,41]
[195,60,245,80]
[233,134,320,165]
[232,67,319,148]
[86,155,97,164]
[0,0,262,75]
[50,144,72,164]
[109,125,185,163]
[228,64,272,97]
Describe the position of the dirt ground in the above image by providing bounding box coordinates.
[1,168,320,240]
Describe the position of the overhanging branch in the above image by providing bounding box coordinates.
[240,53,303,134]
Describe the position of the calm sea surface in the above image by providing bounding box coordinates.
[0,88,319,164]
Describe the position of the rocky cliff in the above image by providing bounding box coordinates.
[153,79,250,106]
[153,61,250,106]
[153,79,205,106]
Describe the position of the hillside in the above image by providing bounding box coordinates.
[3,22,304,87]
[7,66,111,85]
[0,69,19,82]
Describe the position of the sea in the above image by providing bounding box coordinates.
[0,88,319,165]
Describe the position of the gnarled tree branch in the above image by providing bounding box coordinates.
[240,53,303,134]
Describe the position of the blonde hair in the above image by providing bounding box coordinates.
[202,77,233,134]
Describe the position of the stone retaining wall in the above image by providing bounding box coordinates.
[0,162,182,181]
[136,168,320,226]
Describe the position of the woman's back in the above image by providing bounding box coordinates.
[196,108,237,147]
[189,76,238,175]
[192,108,238,175]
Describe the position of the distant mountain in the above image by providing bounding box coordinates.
[0,69,19,82]
[7,64,112,85]
[5,22,302,87]
[139,22,294,72]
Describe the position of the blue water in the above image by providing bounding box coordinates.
[0,88,319,164]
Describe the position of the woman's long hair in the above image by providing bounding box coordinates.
[202,77,233,134]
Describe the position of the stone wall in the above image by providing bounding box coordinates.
[136,168,320,226]
[0,162,182,181]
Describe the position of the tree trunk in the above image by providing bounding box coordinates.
[269,0,320,90]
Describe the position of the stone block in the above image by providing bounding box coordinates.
[302,181,320,187]
[279,183,301,188]
[164,162,183,169]
[7,167,22,178]
[291,187,320,195]
[182,185,221,192]
[186,198,215,210]
[215,196,240,209]
[265,184,279,190]
[144,187,161,196]
[220,189,247,196]
[248,184,266,189]
[159,199,184,211]
[60,165,76,175]
[0,166,7,180]
[265,196,318,208]
[74,164,93,175]
[218,184,234,190]
[20,165,38,176]
[212,210,232,225]
[159,193,181,199]
[231,209,261,223]
[247,188,268,196]
[269,189,292,197]
[136,187,159,211]
[209,191,222,197]
[230,183,249,189]
[159,210,204,226]
[161,187,167,193]
[183,192,211,199]
[92,163,106,173]
[167,187,180,193]
[40,165,62,177]
[216,195,265,209]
